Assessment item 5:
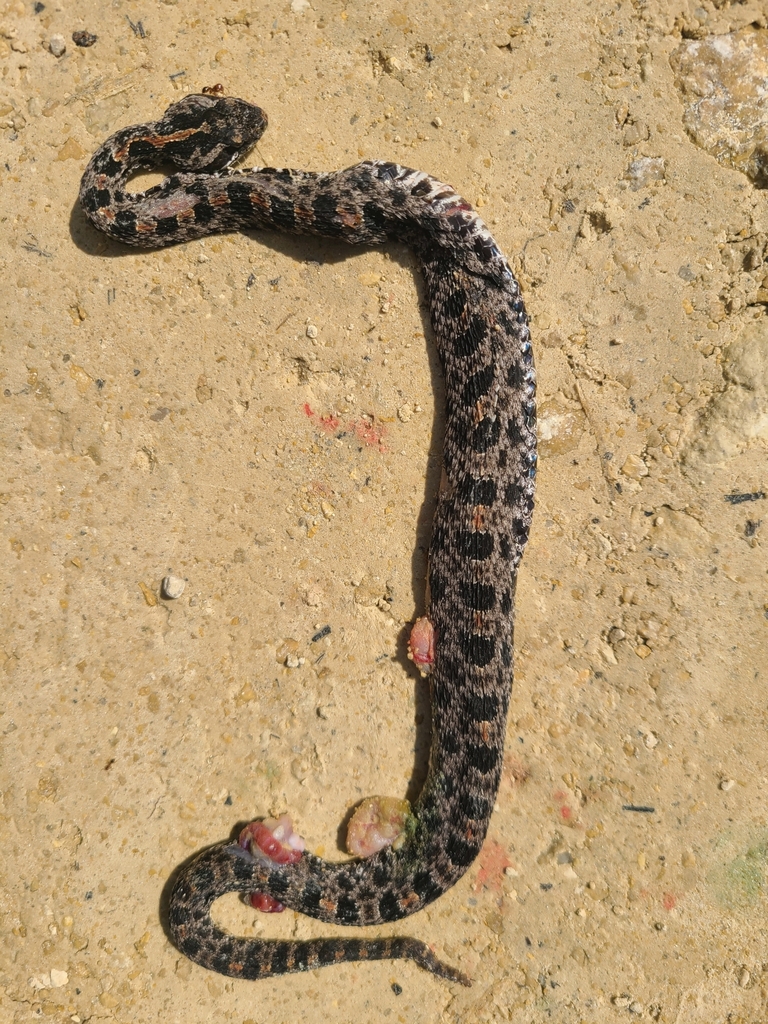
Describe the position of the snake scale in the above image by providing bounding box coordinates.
[79,92,536,987]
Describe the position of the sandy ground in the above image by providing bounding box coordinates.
[2,0,768,1021]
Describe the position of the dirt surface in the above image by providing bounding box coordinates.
[2,1,767,1021]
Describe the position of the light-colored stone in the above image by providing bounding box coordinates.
[624,156,666,189]
[684,323,768,471]
[537,395,587,456]
[48,35,66,57]
[621,453,649,480]
[671,28,768,185]
[161,574,186,599]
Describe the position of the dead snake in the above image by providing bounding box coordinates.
[79,92,536,987]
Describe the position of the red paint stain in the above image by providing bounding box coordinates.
[302,403,387,452]
[318,413,341,432]
[553,789,577,825]
[662,892,677,911]
[474,839,514,894]
[352,417,386,450]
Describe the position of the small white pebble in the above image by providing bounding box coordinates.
[644,731,659,749]
[306,324,318,338]
[612,994,631,1008]
[49,34,66,57]
[397,404,412,422]
[720,778,735,792]
[629,1002,644,1015]
[432,116,443,128]
[738,967,750,987]
[504,865,519,877]
[162,575,186,600]
[285,654,305,668]
[49,969,68,988]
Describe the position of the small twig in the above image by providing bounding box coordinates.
[724,491,765,505]
[126,15,146,38]
[21,234,53,258]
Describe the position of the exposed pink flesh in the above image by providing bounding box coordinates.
[346,796,412,858]
[239,814,305,913]
[239,816,304,865]
[248,892,285,913]
[408,616,435,674]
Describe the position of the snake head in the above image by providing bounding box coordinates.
[155,94,268,173]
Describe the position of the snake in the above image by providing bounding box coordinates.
[79,91,536,987]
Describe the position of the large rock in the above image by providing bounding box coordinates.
[671,27,768,186]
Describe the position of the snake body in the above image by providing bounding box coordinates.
[79,93,536,986]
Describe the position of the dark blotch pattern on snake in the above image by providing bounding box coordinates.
[79,93,536,987]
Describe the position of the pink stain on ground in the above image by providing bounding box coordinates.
[352,416,386,451]
[663,892,678,911]
[637,887,680,913]
[301,404,387,451]
[474,839,514,894]
[553,789,578,826]
[319,413,342,433]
